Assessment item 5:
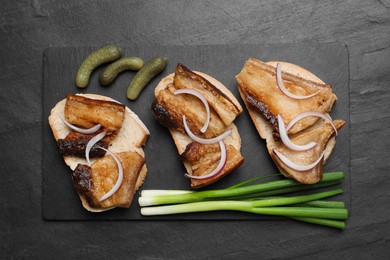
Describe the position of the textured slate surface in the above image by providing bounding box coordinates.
[42,44,350,220]
[1,0,390,259]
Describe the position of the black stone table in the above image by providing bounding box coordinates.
[1,1,389,259]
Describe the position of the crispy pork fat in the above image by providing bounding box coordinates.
[269,119,345,184]
[174,64,241,126]
[152,64,243,188]
[180,142,244,188]
[72,151,145,209]
[58,94,126,158]
[236,58,337,135]
[236,58,345,184]
[64,94,125,136]
[152,84,228,138]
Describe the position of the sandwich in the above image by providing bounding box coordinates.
[48,93,149,212]
[152,64,244,189]
[236,58,345,184]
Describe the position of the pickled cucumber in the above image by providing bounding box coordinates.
[99,57,144,86]
[75,44,123,88]
[127,56,168,100]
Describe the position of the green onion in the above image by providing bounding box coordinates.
[141,190,194,196]
[292,200,345,209]
[225,180,342,200]
[141,202,348,220]
[139,172,348,229]
[226,174,282,189]
[250,189,343,207]
[291,217,346,229]
[139,172,344,206]
[245,196,345,208]
[239,180,342,198]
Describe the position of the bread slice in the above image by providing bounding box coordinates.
[153,67,244,188]
[237,61,345,184]
[48,93,149,211]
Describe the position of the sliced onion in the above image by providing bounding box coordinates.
[96,147,123,202]
[61,117,101,134]
[273,149,325,171]
[174,88,210,133]
[276,63,320,100]
[286,111,338,136]
[85,131,106,166]
[278,114,316,151]
[182,115,232,144]
[185,140,227,180]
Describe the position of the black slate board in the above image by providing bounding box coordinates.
[42,43,350,220]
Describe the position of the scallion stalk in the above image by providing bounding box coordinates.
[139,172,348,229]
[139,172,344,206]
[292,200,345,209]
[245,195,345,208]
[234,180,342,198]
[141,190,194,197]
[225,180,342,201]
[141,201,348,220]
[250,189,343,207]
[226,174,281,189]
[291,217,346,229]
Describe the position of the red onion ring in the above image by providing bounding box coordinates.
[276,63,321,100]
[85,131,106,166]
[185,140,227,180]
[285,111,338,136]
[273,149,325,171]
[278,114,316,151]
[174,88,210,133]
[96,147,124,202]
[61,117,101,134]
[182,115,232,145]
